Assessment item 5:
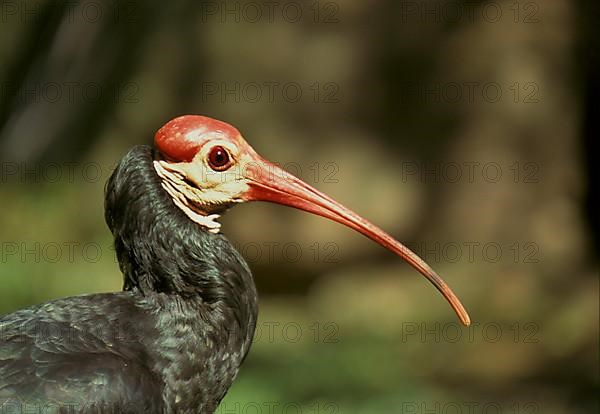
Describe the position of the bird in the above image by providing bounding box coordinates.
[0,115,470,413]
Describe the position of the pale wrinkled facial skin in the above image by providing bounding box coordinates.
[154,131,266,216]
[153,119,278,233]
[154,116,272,217]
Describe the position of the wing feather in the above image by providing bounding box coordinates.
[0,294,164,413]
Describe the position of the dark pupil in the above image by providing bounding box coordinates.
[209,146,229,168]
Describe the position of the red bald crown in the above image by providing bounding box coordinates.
[154,115,241,162]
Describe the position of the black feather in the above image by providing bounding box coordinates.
[0,145,258,413]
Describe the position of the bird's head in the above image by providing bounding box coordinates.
[153,115,470,326]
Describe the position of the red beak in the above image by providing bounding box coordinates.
[242,157,470,326]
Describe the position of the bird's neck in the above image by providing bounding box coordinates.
[144,293,256,412]
[105,145,258,411]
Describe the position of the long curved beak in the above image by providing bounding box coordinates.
[241,157,470,326]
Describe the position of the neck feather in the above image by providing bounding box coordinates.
[104,145,257,321]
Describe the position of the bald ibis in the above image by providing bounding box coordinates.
[0,115,469,413]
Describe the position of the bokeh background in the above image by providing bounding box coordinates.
[0,1,597,413]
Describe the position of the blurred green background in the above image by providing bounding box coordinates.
[0,1,597,413]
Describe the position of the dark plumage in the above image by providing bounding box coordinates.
[0,146,258,413]
[0,114,469,413]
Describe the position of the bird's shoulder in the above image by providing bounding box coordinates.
[0,292,164,413]
[0,291,153,351]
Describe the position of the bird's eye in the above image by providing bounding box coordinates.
[207,146,232,171]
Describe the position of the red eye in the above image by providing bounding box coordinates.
[207,146,232,171]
